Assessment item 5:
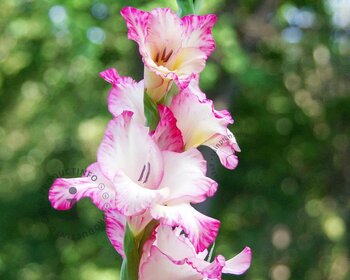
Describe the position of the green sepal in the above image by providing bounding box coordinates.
[120,224,140,280]
[159,83,179,107]
[137,220,159,257]
[120,221,159,280]
[144,91,160,131]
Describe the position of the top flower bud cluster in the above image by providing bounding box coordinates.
[49,6,251,279]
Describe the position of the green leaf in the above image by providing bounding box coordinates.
[176,0,195,17]
[144,91,160,131]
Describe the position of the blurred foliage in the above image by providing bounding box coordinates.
[0,0,349,279]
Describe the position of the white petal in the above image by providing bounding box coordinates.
[181,14,217,57]
[148,8,183,56]
[97,112,164,189]
[172,47,206,76]
[139,246,200,280]
[150,203,220,253]
[204,130,240,170]
[222,247,252,275]
[155,225,196,260]
[160,148,217,204]
[120,7,150,45]
[127,211,153,235]
[113,170,166,216]
[171,90,228,148]
[144,67,172,102]
[100,68,146,125]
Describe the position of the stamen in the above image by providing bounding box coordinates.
[138,162,151,184]
[154,51,160,63]
[163,50,173,63]
[161,47,167,61]
[143,162,151,184]
[138,164,146,182]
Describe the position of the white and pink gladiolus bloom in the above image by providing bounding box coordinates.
[49,105,219,252]
[121,7,216,102]
[169,78,241,169]
[106,214,252,280]
[48,3,252,278]
[105,216,252,280]
[101,68,240,170]
[140,226,252,280]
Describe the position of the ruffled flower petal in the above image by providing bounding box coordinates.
[121,7,182,75]
[154,224,196,260]
[148,8,183,54]
[140,246,200,280]
[121,7,217,100]
[113,169,166,216]
[170,89,228,148]
[204,129,240,170]
[222,247,252,275]
[172,47,206,77]
[144,68,173,102]
[171,79,240,169]
[120,7,150,45]
[181,14,217,57]
[151,105,184,152]
[188,255,226,279]
[49,162,115,211]
[150,203,220,253]
[160,148,217,204]
[97,111,164,189]
[105,210,126,258]
[100,68,146,125]
[139,225,251,279]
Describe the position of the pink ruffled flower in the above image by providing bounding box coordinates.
[170,78,241,170]
[137,225,252,280]
[121,7,217,101]
[101,68,240,170]
[100,68,184,152]
[49,110,219,252]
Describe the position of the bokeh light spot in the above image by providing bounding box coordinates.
[49,5,67,25]
[322,216,346,241]
[282,27,303,43]
[313,45,330,66]
[271,264,291,280]
[272,225,292,250]
[87,27,105,44]
[91,3,108,20]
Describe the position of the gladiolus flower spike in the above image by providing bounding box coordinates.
[48,1,252,279]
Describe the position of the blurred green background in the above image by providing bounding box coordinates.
[0,0,349,279]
